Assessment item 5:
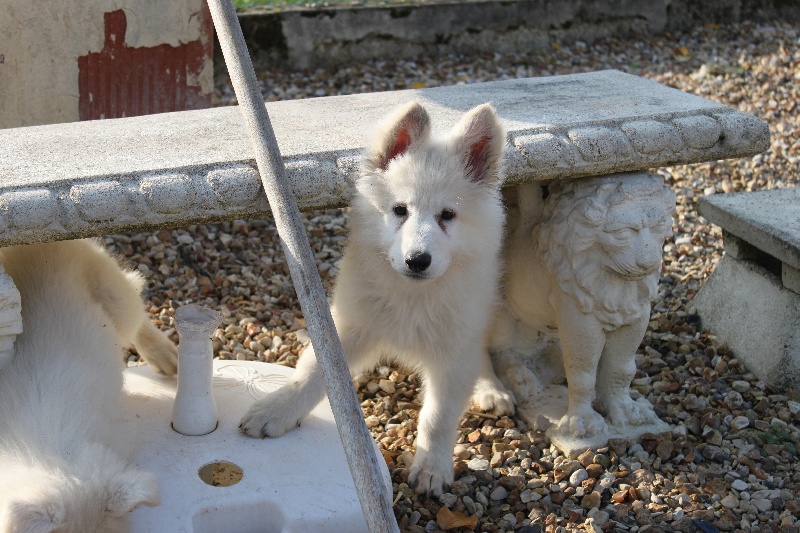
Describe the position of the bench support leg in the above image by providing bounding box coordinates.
[0,262,23,368]
[695,250,800,390]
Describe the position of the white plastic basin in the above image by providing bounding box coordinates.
[121,360,391,532]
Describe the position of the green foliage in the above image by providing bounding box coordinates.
[750,426,799,457]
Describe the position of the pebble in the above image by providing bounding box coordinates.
[106,17,800,533]
[467,458,490,471]
[489,486,508,500]
[752,498,773,513]
[730,416,750,430]
[569,468,589,486]
[462,495,476,514]
[592,511,610,526]
[732,479,750,492]
[721,494,739,508]
[502,513,517,527]
[438,493,457,508]
[581,491,601,510]
[378,379,395,393]
[732,380,751,393]
[585,463,605,479]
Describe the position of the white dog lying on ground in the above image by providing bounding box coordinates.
[240,102,514,495]
[0,240,178,532]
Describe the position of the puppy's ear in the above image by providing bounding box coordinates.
[4,501,64,533]
[451,103,505,184]
[365,102,431,172]
[106,468,160,518]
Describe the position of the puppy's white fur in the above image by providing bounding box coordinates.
[240,102,513,495]
[0,240,177,533]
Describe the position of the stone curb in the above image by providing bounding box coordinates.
[229,0,800,69]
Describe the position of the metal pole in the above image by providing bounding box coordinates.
[206,2,399,531]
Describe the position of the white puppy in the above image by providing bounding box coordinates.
[240,102,514,495]
[0,240,178,532]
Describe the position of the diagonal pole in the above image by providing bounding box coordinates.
[206,1,399,531]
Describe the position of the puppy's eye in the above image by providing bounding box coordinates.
[393,204,408,217]
[440,209,456,221]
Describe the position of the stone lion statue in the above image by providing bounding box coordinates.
[489,172,676,438]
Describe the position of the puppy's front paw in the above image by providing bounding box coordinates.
[239,391,304,438]
[471,379,516,416]
[407,451,454,497]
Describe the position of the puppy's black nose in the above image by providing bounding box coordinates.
[405,252,432,273]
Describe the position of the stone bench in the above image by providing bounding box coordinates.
[0,69,769,453]
[694,187,800,390]
[0,69,766,246]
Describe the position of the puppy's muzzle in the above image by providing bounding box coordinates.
[405,252,432,276]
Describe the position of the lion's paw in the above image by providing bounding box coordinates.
[606,395,659,428]
[239,389,305,438]
[407,450,453,497]
[555,407,608,438]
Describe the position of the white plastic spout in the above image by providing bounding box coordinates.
[172,304,223,436]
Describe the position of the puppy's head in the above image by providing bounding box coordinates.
[357,102,506,282]
[0,460,160,533]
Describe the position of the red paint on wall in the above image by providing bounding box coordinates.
[78,5,213,120]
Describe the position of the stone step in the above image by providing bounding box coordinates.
[694,186,800,389]
[233,0,800,69]
[699,186,800,274]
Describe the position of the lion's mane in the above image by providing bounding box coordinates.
[538,174,676,331]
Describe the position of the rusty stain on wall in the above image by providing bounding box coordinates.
[78,6,212,120]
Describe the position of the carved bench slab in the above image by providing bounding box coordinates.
[0,69,767,247]
[694,187,800,389]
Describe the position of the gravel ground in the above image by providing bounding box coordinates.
[111,19,799,532]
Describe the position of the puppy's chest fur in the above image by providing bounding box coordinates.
[333,243,493,357]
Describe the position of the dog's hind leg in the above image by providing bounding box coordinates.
[471,350,515,415]
[82,240,178,375]
[239,330,378,438]
[133,320,179,376]
[409,349,479,496]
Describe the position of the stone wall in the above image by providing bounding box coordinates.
[0,0,214,128]
[232,0,799,69]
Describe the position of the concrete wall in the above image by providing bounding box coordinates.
[0,0,214,128]
[234,0,800,69]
